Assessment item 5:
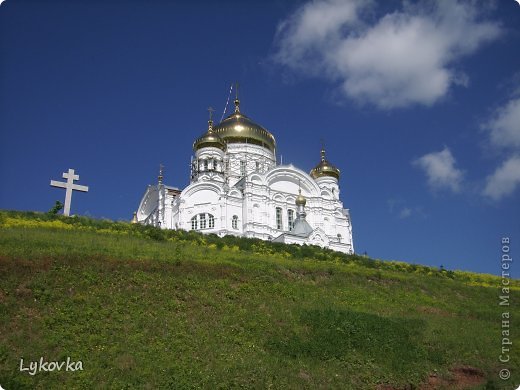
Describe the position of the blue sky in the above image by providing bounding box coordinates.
[1,0,519,277]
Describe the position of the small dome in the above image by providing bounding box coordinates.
[295,189,306,206]
[212,99,276,152]
[193,120,226,151]
[310,147,340,180]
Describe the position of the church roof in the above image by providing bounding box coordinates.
[310,147,340,180]
[273,217,314,243]
[212,98,276,152]
[290,217,314,237]
[193,119,226,151]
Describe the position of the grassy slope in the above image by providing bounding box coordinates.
[0,211,518,389]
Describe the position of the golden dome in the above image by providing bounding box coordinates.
[212,99,276,152]
[193,119,226,151]
[295,190,306,206]
[310,147,340,180]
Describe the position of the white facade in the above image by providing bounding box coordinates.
[135,98,354,254]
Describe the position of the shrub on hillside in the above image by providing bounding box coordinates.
[0,209,509,286]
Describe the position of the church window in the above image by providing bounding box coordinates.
[276,207,283,230]
[232,215,238,229]
[191,213,215,230]
[191,161,197,178]
[255,161,260,172]
[203,160,208,171]
[288,209,294,230]
[240,160,247,176]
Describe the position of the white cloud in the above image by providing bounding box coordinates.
[483,155,520,201]
[399,207,412,219]
[483,98,520,150]
[480,95,520,201]
[387,198,427,219]
[413,147,464,193]
[274,0,501,109]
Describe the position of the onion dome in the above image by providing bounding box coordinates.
[310,147,340,180]
[193,116,226,151]
[295,188,306,207]
[212,98,276,152]
[131,211,138,224]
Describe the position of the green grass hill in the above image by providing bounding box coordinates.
[0,210,518,389]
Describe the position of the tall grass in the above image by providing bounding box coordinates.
[0,210,518,389]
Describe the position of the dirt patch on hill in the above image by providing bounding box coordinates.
[417,306,453,317]
[377,365,486,390]
[422,366,485,389]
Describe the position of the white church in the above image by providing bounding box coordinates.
[134,95,354,254]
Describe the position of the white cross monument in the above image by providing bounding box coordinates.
[50,168,89,216]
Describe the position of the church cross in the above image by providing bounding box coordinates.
[234,82,240,112]
[50,168,89,216]
[158,163,164,184]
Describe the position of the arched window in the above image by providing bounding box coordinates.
[191,213,215,230]
[288,209,294,230]
[240,160,247,176]
[203,159,208,171]
[276,207,283,230]
[232,215,238,229]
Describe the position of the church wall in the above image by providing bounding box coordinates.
[230,210,244,234]
[304,198,352,245]
[141,166,354,253]
[314,176,340,200]
[137,185,159,223]
[279,234,307,247]
[245,192,297,239]
[170,200,180,229]
[329,241,353,254]
[192,147,225,181]
[238,167,352,243]
[226,144,276,187]
[163,194,173,229]
[179,185,222,232]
